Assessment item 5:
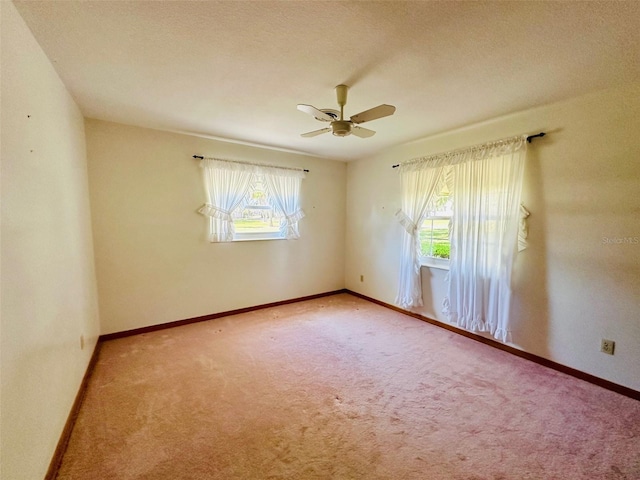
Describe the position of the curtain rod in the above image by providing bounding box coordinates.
[391,132,546,169]
[193,155,309,173]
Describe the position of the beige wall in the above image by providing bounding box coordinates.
[346,84,640,391]
[0,2,101,479]
[85,120,346,335]
[2,2,638,476]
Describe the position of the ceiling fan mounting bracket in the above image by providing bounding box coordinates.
[335,84,348,108]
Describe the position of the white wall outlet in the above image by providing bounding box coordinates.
[601,339,615,355]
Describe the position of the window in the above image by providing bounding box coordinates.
[419,187,452,267]
[198,158,305,243]
[233,174,285,241]
[396,135,528,341]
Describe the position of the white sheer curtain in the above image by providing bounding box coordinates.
[264,168,306,239]
[198,159,253,242]
[395,163,444,308]
[396,135,527,341]
[198,159,305,242]
[442,136,527,342]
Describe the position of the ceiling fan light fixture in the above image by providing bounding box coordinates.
[331,120,352,137]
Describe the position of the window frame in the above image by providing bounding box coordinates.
[419,216,451,270]
[419,191,452,269]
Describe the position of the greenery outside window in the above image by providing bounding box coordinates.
[233,174,284,241]
[419,188,452,268]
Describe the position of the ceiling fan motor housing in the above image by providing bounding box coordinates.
[332,120,351,137]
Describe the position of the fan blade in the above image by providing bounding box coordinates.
[351,126,376,138]
[350,104,396,124]
[301,128,331,138]
[297,104,335,122]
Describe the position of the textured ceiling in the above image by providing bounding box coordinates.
[13,1,640,161]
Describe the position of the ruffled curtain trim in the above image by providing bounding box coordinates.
[443,297,510,343]
[395,209,418,235]
[284,209,305,225]
[208,231,234,243]
[197,203,234,222]
[398,134,527,172]
[518,204,530,252]
[278,209,305,240]
[396,295,424,310]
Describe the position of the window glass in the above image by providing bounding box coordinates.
[419,189,452,262]
[232,175,284,239]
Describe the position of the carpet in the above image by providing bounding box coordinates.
[56,293,640,479]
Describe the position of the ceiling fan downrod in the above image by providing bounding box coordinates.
[332,84,351,136]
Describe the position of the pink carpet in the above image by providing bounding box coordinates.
[56,293,640,479]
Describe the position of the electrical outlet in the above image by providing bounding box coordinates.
[360,275,364,282]
[80,335,85,350]
[601,339,615,355]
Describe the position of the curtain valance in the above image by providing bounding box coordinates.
[398,135,527,172]
[200,158,306,179]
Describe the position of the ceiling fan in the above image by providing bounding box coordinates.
[297,84,396,138]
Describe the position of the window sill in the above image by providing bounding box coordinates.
[233,230,285,242]
[419,257,450,271]
[233,236,285,242]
